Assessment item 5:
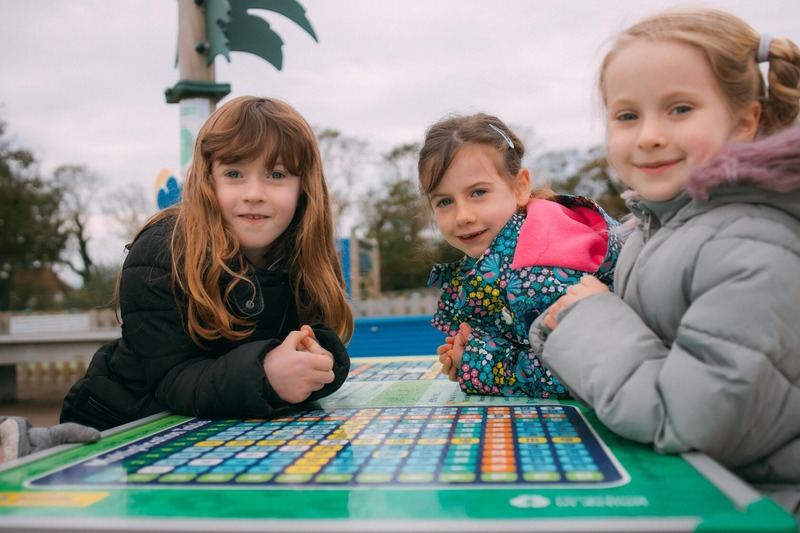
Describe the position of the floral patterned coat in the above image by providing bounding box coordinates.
[429,195,621,397]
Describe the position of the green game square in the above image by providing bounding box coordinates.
[566,471,604,481]
[158,473,197,483]
[397,473,434,483]
[276,474,313,483]
[235,473,273,483]
[315,474,353,483]
[125,474,160,483]
[444,456,476,465]
[197,473,236,483]
[356,473,393,483]
[439,472,475,483]
[523,471,562,482]
[125,460,152,467]
[142,453,165,459]
[481,472,518,482]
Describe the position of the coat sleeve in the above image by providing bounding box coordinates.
[459,325,568,398]
[533,231,800,469]
[157,325,349,418]
[307,323,350,401]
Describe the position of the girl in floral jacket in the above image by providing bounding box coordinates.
[418,112,621,398]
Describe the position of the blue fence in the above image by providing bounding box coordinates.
[347,315,441,357]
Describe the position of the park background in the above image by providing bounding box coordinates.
[1,1,798,423]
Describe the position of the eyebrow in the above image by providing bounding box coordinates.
[428,192,450,202]
[429,179,498,199]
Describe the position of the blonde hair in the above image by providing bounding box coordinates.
[418,112,553,199]
[598,9,800,137]
[136,96,353,344]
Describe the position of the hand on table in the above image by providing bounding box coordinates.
[263,326,335,404]
[296,325,334,362]
[543,275,608,331]
[437,322,472,382]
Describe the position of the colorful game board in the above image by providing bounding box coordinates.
[348,358,445,381]
[0,357,796,532]
[28,405,625,489]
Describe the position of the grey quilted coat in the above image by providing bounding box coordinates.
[530,127,800,500]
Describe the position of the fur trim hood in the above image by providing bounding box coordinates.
[688,126,800,200]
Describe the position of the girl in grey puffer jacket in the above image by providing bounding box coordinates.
[529,9,800,521]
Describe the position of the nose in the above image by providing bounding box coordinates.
[637,117,667,150]
[242,178,266,202]
[455,202,475,227]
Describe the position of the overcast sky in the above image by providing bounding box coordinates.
[1,0,798,267]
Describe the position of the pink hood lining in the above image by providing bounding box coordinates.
[511,199,608,272]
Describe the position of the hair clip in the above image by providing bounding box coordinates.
[757,33,771,63]
[489,124,514,149]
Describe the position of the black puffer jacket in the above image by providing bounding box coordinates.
[61,218,350,430]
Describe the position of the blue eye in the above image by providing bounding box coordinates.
[670,105,692,115]
[224,170,242,179]
[269,171,286,180]
[471,189,487,198]
[616,112,637,122]
[435,198,453,208]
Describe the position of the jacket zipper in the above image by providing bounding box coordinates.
[642,211,652,243]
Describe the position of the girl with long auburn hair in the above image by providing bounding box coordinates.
[61,96,354,431]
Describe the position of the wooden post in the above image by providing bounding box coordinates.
[176,0,216,176]
[177,0,215,84]
[166,1,230,179]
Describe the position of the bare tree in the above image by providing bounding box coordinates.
[315,128,369,234]
[533,146,628,218]
[102,182,155,242]
[51,164,101,284]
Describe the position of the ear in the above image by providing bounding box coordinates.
[732,101,761,142]
[513,168,532,207]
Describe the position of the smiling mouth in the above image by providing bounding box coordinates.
[636,159,680,171]
[458,230,486,242]
[241,214,267,220]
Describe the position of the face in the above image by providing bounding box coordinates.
[604,39,758,202]
[213,156,302,267]
[429,144,530,259]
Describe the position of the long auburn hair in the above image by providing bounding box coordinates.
[133,96,353,344]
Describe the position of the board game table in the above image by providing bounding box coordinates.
[0,356,796,532]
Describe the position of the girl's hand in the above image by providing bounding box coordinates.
[437,337,458,381]
[543,275,608,331]
[263,329,335,404]
[436,323,472,382]
[297,325,334,363]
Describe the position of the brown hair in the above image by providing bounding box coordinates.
[598,9,800,137]
[418,112,553,199]
[134,96,353,344]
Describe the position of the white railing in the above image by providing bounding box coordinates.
[0,297,441,400]
[0,296,441,334]
[349,295,439,318]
